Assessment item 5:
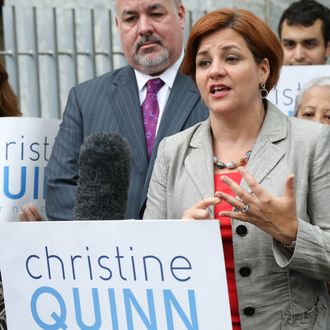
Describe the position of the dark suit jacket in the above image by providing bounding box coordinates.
[45,65,208,220]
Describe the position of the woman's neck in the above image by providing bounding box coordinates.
[210,102,265,148]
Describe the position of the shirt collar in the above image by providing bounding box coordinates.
[135,51,184,92]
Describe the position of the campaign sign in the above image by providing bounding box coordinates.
[0,117,60,221]
[267,65,330,116]
[0,220,232,330]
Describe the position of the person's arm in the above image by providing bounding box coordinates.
[218,125,330,281]
[272,125,330,279]
[45,87,83,220]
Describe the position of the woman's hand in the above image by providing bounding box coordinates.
[19,204,44,222]
[182,197,221,220]
[216,167,298,245]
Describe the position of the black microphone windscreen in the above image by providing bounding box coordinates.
[73,133,132,220]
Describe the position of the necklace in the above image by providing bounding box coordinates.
[213,150,252,169]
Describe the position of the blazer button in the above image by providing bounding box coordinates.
[244,307,255,316]
[236,225,247,236]
[239,266,251,277]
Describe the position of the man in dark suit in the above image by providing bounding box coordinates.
[45,0,208,220]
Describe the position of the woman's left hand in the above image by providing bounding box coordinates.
[216,167,298,245]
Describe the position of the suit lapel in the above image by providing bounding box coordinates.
[155,73,201,142]
[150,73,202,166]
[184,104,288,197]
[108,66,148,174]
[185,120,215,200]
[244,103,288,190]
[142,73,203,201]
[183,104,288,197]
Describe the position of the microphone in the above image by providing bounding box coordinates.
[73,133,132,220]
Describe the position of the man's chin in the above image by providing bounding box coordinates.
[138,63,168,76]
[136,54,170,74]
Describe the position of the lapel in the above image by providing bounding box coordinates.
[183,104,288,212]
[155,72,202,142]
[108,66,148,174]
[183,103,288,198]
[142,73,203,199]
[243,102,288,190]
[185,120,215,200]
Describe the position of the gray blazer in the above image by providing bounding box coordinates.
[46,65,208,220]
[144,102,330,329]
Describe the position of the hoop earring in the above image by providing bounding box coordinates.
[259,82,268,99]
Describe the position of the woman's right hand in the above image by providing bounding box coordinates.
[182,197,221,220]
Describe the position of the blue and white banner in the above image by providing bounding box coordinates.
[0,220,231,329]
[0,117,60,221]
[268,65,330,116]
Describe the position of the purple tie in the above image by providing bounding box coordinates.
[141,78,164,159]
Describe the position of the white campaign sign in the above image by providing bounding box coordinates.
[0,117,60,221]
[0,220,232,330]
[267,65,330,116]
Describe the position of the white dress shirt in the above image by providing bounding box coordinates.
[135,51,184,133]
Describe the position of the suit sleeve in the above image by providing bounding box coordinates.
[273,125,330,281]
[45,87,83,220]
[143,139,168,220]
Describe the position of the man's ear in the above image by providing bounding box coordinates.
[177,4,186,30]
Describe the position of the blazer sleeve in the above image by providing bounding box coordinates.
[45,87,83,220]
[143,139,169,220]
[273,125,330,281]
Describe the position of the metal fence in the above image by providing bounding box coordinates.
[3,0,330,118]
[1,5,205,119]
[1,6,123,118]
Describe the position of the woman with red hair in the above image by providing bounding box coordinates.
[144,8,330,329]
